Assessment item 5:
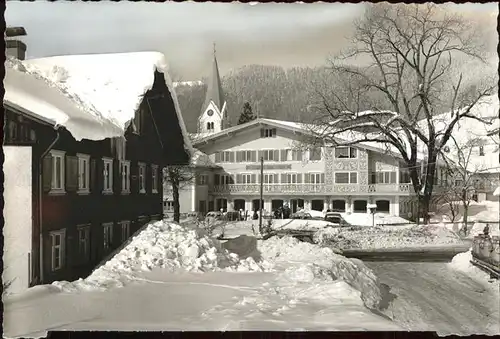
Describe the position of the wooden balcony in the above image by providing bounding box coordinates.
[211,183,413,195]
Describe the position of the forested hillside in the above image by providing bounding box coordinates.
[175,65,330,133]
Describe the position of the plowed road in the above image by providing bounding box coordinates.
[366,262,500,336]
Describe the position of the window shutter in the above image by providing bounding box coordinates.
[251,174,256,184]
[260,128,265,138]
[215,152,221,163]
[321,173,325,183]
[280,150,286,162]
[273,174,278,183]
[304,173,310,183]
[297,174,302,184]
[236,151,242,163]
[273,150,279,161]
[113,160,121,193]
[390,172,396,184]
[214,174,220,185]
[130,162,139,193]
[297,150,303,161]
[272,128,277,137]
[236,174,242,184]
[229,175,235,184]
[251,151,257,162]
[257,150,263,160]
[258,174,262,184]
[65,156,79,192]
[229,152,235,163]
[281,173,287,184]
[350,172,358,184]
[42,154,53,192]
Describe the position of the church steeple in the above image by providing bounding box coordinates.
[197,43,227,134]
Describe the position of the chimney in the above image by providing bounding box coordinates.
[5,26,27,60]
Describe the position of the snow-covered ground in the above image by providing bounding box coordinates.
[3,221,402,337]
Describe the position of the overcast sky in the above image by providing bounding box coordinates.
[6,1,498,80]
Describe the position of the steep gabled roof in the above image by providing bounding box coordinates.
[9,52,193,156]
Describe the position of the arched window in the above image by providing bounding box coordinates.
[211,122,215,130]
[206,122,211,130]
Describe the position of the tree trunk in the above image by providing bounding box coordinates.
[418,193,432,225]
[460,203,469,236]
[172,176,180,223]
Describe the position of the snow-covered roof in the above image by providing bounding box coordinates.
[494,186,500,196]
[4,58,123,140]
[5,52,192,153]
[428,94,500,173]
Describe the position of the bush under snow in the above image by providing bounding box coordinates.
[315,224,462,250]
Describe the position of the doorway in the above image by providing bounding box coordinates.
[272,199,284,211]
[353,200,367,213]
[290,199,304,213]
[216,198,227,212]
[311,199,324,211]
[234,199,245,211]
[331,200,346,212]
[252,199,263,211]
[376,200,390,213]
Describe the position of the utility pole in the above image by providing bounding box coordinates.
[259,156,264,234]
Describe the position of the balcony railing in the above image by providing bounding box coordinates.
[211,183,412,194]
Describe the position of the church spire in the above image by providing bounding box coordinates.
[202,42,225,114]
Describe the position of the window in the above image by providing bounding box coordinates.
[479,146,485,156]
[309,173,325,184]
[262,173,278,184]
[151,164,159,193]
[103,158,113,194]
[216,151,235,163]
[309,148,322,161]
[237,173,252,184]
[50,150,66,193]
[120,221,130,243]
[103,223,114,250]
[282,173,302,184]
[455,179,464,187]
[440,168,449,186]
[399,170,411,184]
[260,149,279,161]
[121,160,131,194]
[165,201,174,212]
[236,150,256,163]
[261,128,277,138]
[335,147,357,159]
[50,230,66,271]
[335,172,358,184]
[138,162,146,193]
[371,171,397,184]
[220,174,234,185]
[77,225,90,262]
[198,174,208,185]
[77,154,90,194]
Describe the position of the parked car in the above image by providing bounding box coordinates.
[205,211,223,221]
[324,212,346,225]
[291,211,312,220]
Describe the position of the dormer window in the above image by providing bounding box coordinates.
[479,146,485,156]
[261,128,276,138]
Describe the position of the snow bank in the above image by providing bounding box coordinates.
[52,221,269,292]
[14,52,191,149]
[449,250,500,290]
[256,236,383,310]
[315,224,462,250]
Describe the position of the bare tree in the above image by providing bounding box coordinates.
[307,3,496,223]
[164,166,196,223]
